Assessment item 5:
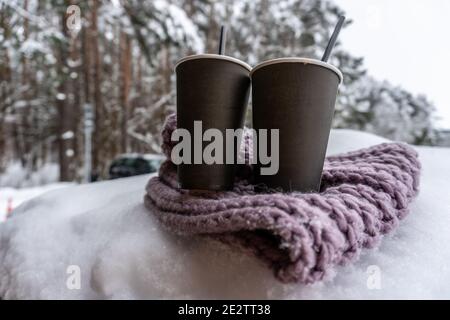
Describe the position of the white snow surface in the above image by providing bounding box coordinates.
[0,183,70,223]
[1,129,450,299]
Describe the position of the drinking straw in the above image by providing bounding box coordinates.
[218,25,227,55]
[321,16,346,62]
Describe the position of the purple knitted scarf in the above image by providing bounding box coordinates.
[144,114,421,284]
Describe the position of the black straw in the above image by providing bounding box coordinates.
[218,25,227,55]
[321,16,346,62]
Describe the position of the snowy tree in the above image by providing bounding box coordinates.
[0,0,64,175]
[336,76,439,144]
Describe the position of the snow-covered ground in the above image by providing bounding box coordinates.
[0,161,66,221]
[0,183,71,222]
[1,129,450,299]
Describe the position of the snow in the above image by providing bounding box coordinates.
[1,129,450,299]
[0,162,60,188]
[61,131,74,140]
[19,38,50,56]
[150,0,204,53]
[56,93,67,101]
[0,183,71,222]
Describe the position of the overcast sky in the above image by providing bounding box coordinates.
[334,0,450,129]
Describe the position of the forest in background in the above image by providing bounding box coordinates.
[0,0,442,184]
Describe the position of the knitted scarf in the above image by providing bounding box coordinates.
[144,114,421,284]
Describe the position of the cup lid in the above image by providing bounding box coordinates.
[250,57,343,83]
[175,54,252,72]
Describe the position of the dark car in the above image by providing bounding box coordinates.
[109,153,164,179]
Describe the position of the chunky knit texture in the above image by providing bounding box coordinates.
[144,114,421,284]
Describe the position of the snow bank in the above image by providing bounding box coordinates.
[1,129,450,299]
[0,183,71,222]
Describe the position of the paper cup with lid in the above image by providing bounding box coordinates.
[251,57,343,193]
[174,54,251,190]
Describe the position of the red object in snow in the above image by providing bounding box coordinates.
[6,197,13,218]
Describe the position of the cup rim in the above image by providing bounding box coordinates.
[175,54,252,72]
[250,57,343,83]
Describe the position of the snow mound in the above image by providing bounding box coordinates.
[0,183,70,222]
[1,129,450,299]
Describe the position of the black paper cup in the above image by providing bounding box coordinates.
[251,58,343,193]
[175,54,251,190]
